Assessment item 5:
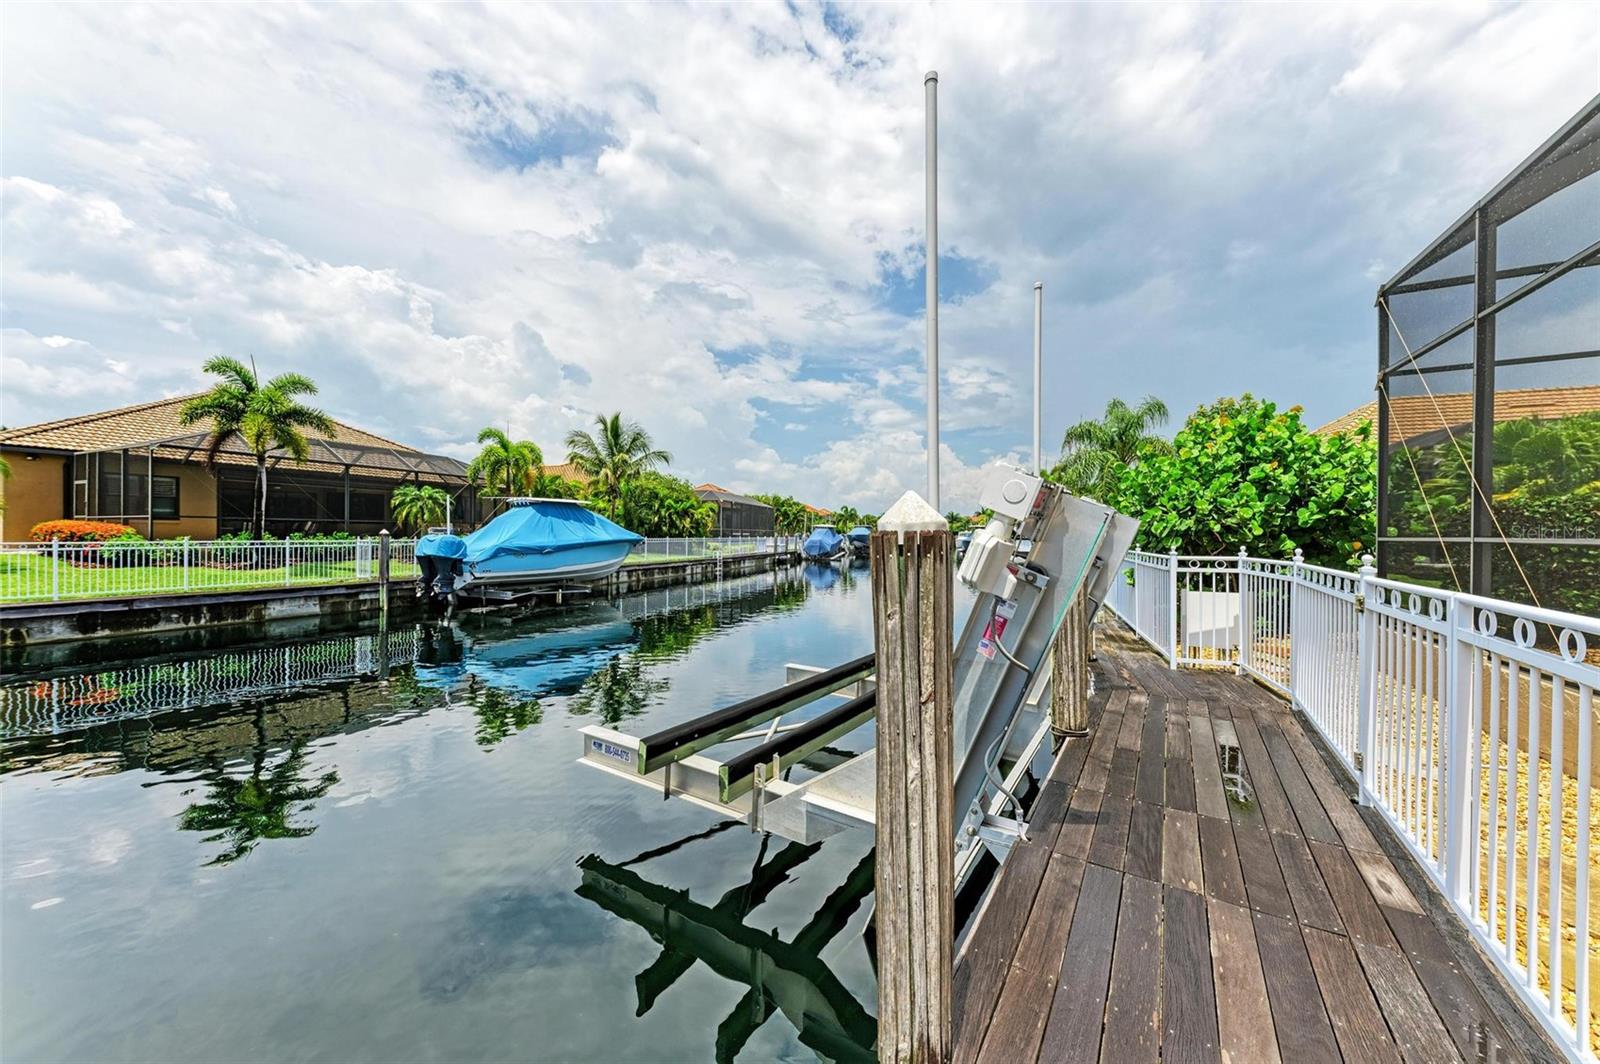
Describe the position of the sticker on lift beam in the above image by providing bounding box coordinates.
[590,738,634,765]
[977,598,1019,661]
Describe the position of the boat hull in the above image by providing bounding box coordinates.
[459,541,635,589]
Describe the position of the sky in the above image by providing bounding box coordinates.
[3,2,1597,513]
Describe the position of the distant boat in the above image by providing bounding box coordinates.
[955,530,974,561]
[415,499,642,605]
[800,525,846,561]
[845,526,871,558]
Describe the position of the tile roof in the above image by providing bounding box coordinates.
[694,482,772,508]
[542,461,591,484]
[0,394,467,481]
[1314,385,1600,444]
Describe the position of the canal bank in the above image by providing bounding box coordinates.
[0,548,801,647]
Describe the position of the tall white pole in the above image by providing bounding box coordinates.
[924,71,940,511]
[1033,281,1043,473]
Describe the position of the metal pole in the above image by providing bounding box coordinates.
[1033,281,1043,474]
[924,70,940,510]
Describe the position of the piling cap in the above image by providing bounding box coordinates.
[878,490,947,533]
[924,70,938,83]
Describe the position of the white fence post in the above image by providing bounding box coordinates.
[1356,554,1378,805]
[1236,546,1249,674]
[283,536,292,586]
[51,538,60,601]
[183,538,191,591]
[1443,591,1474,906]
[1168,547,1179,669]
[1289,548,1303,708]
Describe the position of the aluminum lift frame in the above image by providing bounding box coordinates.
[578,476,1137,888]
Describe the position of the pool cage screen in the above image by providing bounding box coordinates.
[74,432,477,537]
[1376,94,1599,617]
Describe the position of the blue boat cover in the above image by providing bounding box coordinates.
[416,533,469,560]
[847,525,871,544]
[460,500,641,564]
[803,525,843,557]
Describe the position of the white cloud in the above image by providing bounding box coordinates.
[1,3,1594,512]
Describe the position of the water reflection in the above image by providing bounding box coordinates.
[577,825,876,1063]
[1,567,886,1062]
[174,727,339,866]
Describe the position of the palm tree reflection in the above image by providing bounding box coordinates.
[176,709,338,866]
[567,656,666,726]
[465,681,543,749]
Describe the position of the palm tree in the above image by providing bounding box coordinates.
[391,484,449,533]
[179,356,337,538]
[1051,396,1172,501]
[564,413,672,519]
[466,427,543,500]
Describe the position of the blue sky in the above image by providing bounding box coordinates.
[2,3,1596,512]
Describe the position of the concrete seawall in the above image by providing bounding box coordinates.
[0,549,801,647]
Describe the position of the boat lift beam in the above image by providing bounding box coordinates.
[718,688,879,802]
[634,652,875,774]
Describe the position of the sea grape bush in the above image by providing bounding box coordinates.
[1115,395,1377,569]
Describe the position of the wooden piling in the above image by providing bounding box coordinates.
[870,491,954,1063]
[1051,587,1090,736]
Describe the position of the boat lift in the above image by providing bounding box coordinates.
[578,466,1137,887]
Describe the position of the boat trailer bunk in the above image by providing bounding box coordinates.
[578,468,1138,892]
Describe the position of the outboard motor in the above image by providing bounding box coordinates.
[415,532,469,608]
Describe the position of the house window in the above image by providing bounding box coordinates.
[112,473,181,519]
[151,475,179,519]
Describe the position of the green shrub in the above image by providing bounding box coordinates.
[1114,394,1377,568]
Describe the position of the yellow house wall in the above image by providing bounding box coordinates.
[0,450,219,540]
[0,450,67,540]
[154,461,219,539]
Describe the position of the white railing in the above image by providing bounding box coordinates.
[1105,548,1598,1063]
[0,536,420,603]
[629,534,804,561]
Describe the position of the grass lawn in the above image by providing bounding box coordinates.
[0,551,420,604]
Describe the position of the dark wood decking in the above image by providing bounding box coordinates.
[953,621,1549,1064]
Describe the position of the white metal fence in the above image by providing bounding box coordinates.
[629,534,804,561]
[0,536,420,603]
[1106,548,1599,1063]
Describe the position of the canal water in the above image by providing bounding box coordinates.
[1,561,963,1063]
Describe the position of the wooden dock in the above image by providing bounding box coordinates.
[953,620,1552,1064]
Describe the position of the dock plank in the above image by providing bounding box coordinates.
[1102,874,1163,1064]
[1038,863,1123,1061]
[1233,824,1295,919]
[1252,911,1341,1064]
[1382,907,1527,1064]
[1162,885,1220,1064]
[1055,783,1103,863]
[1196,813,1248,908]
[1188,714,1230,820]
[1162,808,1204,894]
[1270,829,1343,934]
[1135,697,1166,804]
[1307,840,1400,950]
[1126,800,1164,882]
[1302,925,1402,1064]
[1207,897,1281,1064]
[1165,711,1197,813]
[1260,723,1342,845]
[1228,714,1299,834]
[1089,794,1133,871]
[1355,940,1465,1064]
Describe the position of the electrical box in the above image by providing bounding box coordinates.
[977,467,1044,523]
